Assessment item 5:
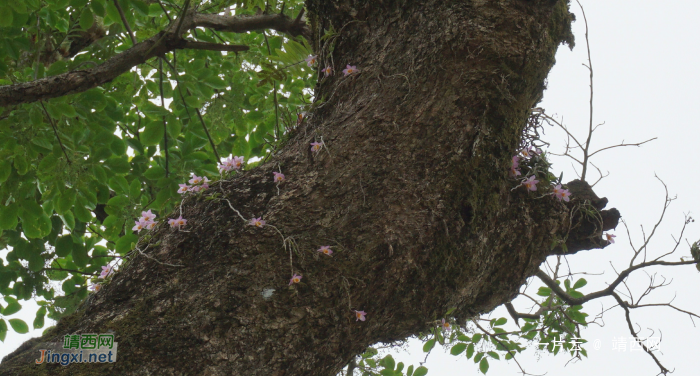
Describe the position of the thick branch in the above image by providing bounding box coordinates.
[0,12,308,107]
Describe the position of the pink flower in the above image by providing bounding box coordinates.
[88,282,102,292]
[190,185,201,193]
[189,175,203,185]
[342,65,359,76]
[521,146,535,158]
[605,233,616,244]
[140,210,156,222]
[273,172,285,183]
[145,220,157,230]
[249,217,265,227]
[310,142,322,152]
[233,156,245,170]
[322,66,332,76]
[132,220,147,233]
[522,175,539,191]
[552,184,571,202]
[219,157,239,174]
[510,156,521,177]
[98,265,114,279]
[168,216,187,229]
[354,310,367,321]
[178,184,190,194]
[305,55,317,67]
[289,274,302,285]
[317,246,333,255]
[441,318,451,331]
[200,183,209,191]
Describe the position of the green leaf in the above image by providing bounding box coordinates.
[472,333,482,343]
[90,0,105,16]
[413,366,428,376]
[141,122,164,146]
[0,203,19,230]
[109,175,130,194]
[450,343,467,355]
[55,235,74,257]
[104,156,131,173]
[573,278,587,289]
[34,306,47,329]
[0,160,11,183]
[79,8,94,29]
[144,166,166,180]
[72,243,89,268]
[115,233,138,254]
[55,189,76,215]
[0,318,7,342]
[423,338,436,352]
[9,318,28,334]
[487,351,499,360]
[2,297,21,316]
[494,317,507,326]
[466,343,474,359]
[13,155,29,175]
[381,355,395,371]
[479,358,489,374]
[406,365,414,376]
[537,287,551,297]
[129,179,141,199]
[0,7,13,27]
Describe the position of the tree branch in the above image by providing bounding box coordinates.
[0,12,309,107]
[178,40,249,52]
[113,0,137,45]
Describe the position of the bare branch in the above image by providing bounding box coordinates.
[588,137,657,158]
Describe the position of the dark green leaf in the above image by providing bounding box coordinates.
[450,343,467,355]
[479,358,489,374]
[9,318,28,334]
[423,338,435,352]
[79,8,94,29]
[413,366,428,376]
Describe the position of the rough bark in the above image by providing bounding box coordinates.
[0,0,619,375]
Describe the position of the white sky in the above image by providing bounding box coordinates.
[2,1,700,375]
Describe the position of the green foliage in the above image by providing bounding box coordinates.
[0,0,314,338]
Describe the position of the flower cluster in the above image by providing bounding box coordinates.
[168,216,187,229]
[179,174,210,194]
[132,210,158,233]
[218,156,245,175]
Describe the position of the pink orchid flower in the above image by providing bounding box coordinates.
[233,156,245,170]
[99,265,114,279]
[552,184,572,202]
[273,172,285,183]
[310,142,322,152]
[178,184,190,194]
[305,55,317,67]
[289,274,302,285]
[605,233,616,244]
[168,216,187,229]
[322,66,332,76]
[140,210,156,222]
[145,220,157,230]
[522,175,539,191]
[354,310,367,321]
[249,217,265,227]
[317,246,333,255]
[189,175,203,185]
[342,65,359,76]
[132,220,147,233]
[441,318,451,331]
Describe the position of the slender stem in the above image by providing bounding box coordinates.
[113,0,137,45]
[42,267,97,276]
[263,31,280,139]
[39,101,71,165]
[195,108,221,163]
[159,58,169,177]
[577,0,593,181]
[157,0,172,22]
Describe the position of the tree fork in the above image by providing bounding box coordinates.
[0,1,616,375]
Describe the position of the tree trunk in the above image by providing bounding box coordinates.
[0,1,616,375]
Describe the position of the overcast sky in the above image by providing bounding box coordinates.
[3,1,700,375]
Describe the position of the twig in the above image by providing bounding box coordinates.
[113,0,137,45]
[39,101,71,165]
